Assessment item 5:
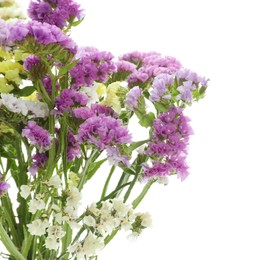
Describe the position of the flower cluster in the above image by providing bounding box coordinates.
[0,0,207,259]
[22,121,51,152]
[28,0,83,29]
[70,47,116,89]
[68,199,152,259]
[6,20,77,53]
[145,106,193,181]
[0,0,25,21]
[119,51,181,86]
[0,93,49,117]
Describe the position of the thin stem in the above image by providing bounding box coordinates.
[100,166,115,200]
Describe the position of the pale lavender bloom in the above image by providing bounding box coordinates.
[0,19,9,45]
[177,80,196,102]
[115,60,137,73]
[149,73,174,102]
[125,86,142,110]
[176,68,208,86]
[22,121,51,152]
[8,20,29,42]
[0,181,10,196]
[106,146,130,166]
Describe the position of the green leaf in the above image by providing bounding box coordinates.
[58,59,79,77]
[154,102,169,113]
[138,112,155,127]
[128,139,149,153]
[13,86,36,97]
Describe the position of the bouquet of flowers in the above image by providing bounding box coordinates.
[0,0,208,259]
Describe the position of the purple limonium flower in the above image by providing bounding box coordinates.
[176,80,196,103]
[7,20,29,43]
[67,131,81,161]
[106,146,130,166]
[23,55,41,71]
[22,121,51,152]
[73,104,117,120]
[0,181,10,197]
[145,106,193,180]
[77,114,132,149]
[149,73,174,102]
[70,47,116,89]
[115,60,137,73]
[125,86,142,111]
[28,0,83,29]
[175,68,209,86]
[8,21,77,53]
[144,162,171,178]
[0,19,9,45]
[54,89,88,115]
[29,152,48,176]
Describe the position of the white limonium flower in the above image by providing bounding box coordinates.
[83,215,96,228]
[28,197,45,214]
[0,94,49,118]
[157,176,169,185]
[127,232,139,242]
[20,185,31,199]
[112,198,131,218]
[79,84,98,107]
[27,219,49,236]
[48,175,62,189]
[82,232,104,257]
[66,187,82,208]
[140,212,152,227]
[45,235,59,251]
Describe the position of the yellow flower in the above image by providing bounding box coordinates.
[14,50,29,62]
[5,69,22,85]
[0,124,15,135]
[0,48,12,60]
[68,172,80,188]
[0,60,23,73]
[101,81,121,113]
[22,91,38,102]
[96,83,106,97]
[0,77,14,93]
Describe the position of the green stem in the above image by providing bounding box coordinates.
[100,166,115,200]
[123,170,139,203]
[98,182,132,204]
[47,114,56,179]
[132,180,155,209]
[0,224,26,260]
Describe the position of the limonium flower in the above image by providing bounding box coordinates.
[53,89,88,115]
[70,47,116,89]
[23,54,41,71]
[145,106,193,180]
[77,114,132,149]
[29,152,48,175]
[7,20,77,53]
[0,181,10,197]
[149,73,174,102]
[125,86,143,111]
[28,0,84,29]
[22,121,51,152]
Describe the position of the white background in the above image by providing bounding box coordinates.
[8,0,264,259]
